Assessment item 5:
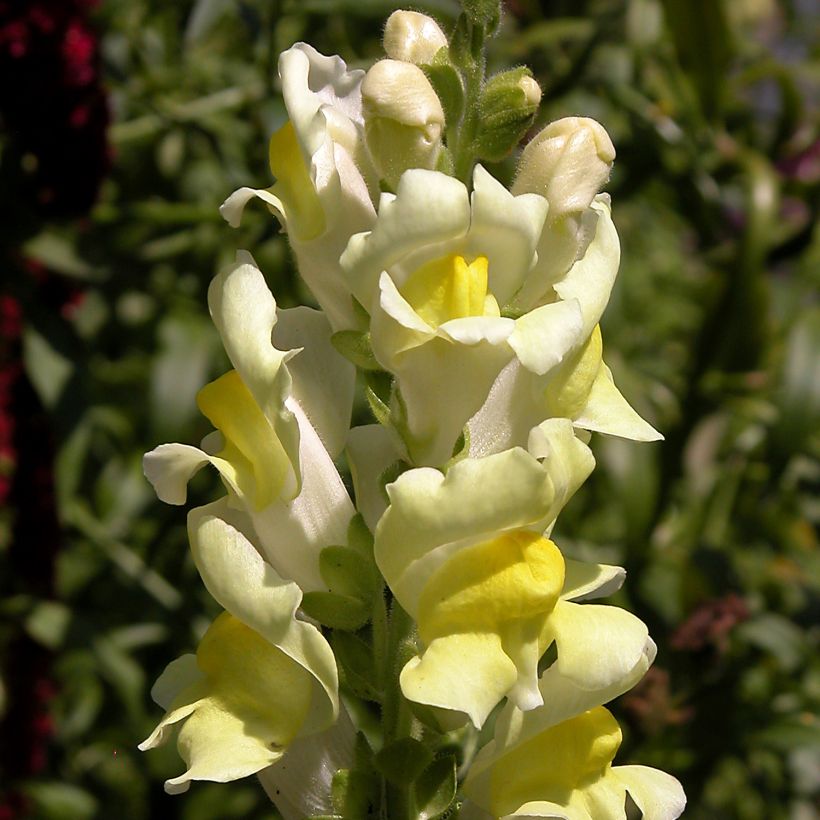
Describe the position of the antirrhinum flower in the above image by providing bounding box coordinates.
[374,422,651,728]
[139,503,338,793]
[143,252,355,592]
[220,44,377,332]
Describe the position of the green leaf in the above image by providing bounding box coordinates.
[376,738,433,786]
[23,782,97,820]
[24,600,72,650]
[331,769,380,819]
[331,330,381,371]
[301,591,370,631]
[412,755,457,819]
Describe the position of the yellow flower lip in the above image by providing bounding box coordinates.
[196,370,291,511]
[489,706,622,816]
[417,530,565,643]
[400,252,500,328]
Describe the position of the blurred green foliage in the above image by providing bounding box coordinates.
[1,0,818,818]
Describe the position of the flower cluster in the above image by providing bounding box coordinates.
[141,6,685,818]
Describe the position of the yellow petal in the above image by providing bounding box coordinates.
[400,632,518,728]
[401,253,490,328]
[268,121,325,241]
[142,612,313,794]
[196,370,291,510]
[418,530,565,642]
[489,707,621,817]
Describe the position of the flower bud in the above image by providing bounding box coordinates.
[474,68,541,162]
[361,59,445,189]
[383,10,448,64]
[512,117,616,217]
[519,75,542,107]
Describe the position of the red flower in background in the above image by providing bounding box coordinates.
[0,0,109,219]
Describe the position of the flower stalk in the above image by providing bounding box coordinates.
[138,4,685,819]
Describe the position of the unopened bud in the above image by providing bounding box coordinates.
[362,59,445,188]
[474,68,541,162]
[384,10,448,65]
[512,117,615,217]
[518,75,542,107]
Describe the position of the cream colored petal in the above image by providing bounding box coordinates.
[581,774,627,819]
[573,364,662,442]
[142,613,315,795]
[468,165,549,307]
[467,360,545,458]
[510,209,598,314]
[612,766,686,820]
[259,703,357,820]
[279,43,365,161]
[375,448,558,614]
[549,600,650,691]
[508,300,585,377]
[208,253,301,497]
[251,399,355,592]
[379,329,514,468]
[400,632,518,728]
[187,500,338,732]
[526,418,595,527]
[219,186,287,229]
[552,196,619,339]
[561,559,626,602]
[273,306,356,458]
[143,442,245,505]
[342,170,471,308]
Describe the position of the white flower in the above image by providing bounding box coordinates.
[374,422,651,728]
[343,165,593,465]
[139,505,338,794]
[143,252,355,592]
[220,44,378,331]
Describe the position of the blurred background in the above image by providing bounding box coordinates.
[0,0,817,817]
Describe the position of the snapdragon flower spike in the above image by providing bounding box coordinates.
[375,421,650,728]
[221,44,377,331]
[461,659,685,820]
[143,252,355,592]
[343,164,593,466]
[139,503,339,794]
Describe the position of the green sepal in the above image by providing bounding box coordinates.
[364,370,393,426]
[474,67,539,161]
[460,0,501,31]
[347,513,375,556]
[331,769,381,819]
[449,13,485,68]
[375,737,434,787]
[319,545,380,602]
[423,57,465,128]
[444,426,470,470]
[412,755,458,819]
[331,330,381,371]
[332,631,381,702]
[301,591,370,631]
